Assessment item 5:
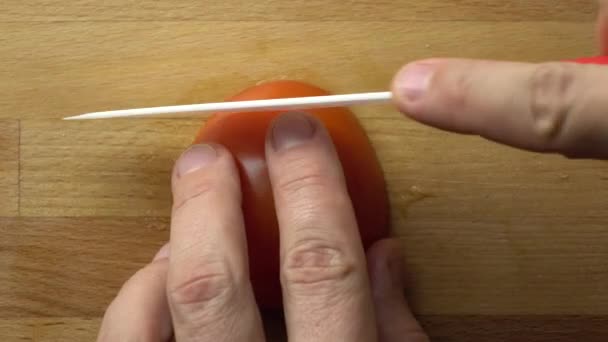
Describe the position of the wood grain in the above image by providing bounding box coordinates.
[20,120,196,216]
[0,0,596,22]
[4,316,608,342]
[0,121,19,216]
[13,114,608,316]
[372,117,608,315]
[35,318,97,342]
[0,21,594,120]
[0,319,33,342]
[0,217,168,317]
[420,315,608,342]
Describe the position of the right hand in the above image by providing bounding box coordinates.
[390,0,608,159]
[97,112,429,342]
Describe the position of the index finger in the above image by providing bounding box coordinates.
[168,144,264,341]
[391,58,608,158]
[265,112,377,342]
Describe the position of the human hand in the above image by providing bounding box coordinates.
[391,0,608,159]
[96,111,429,342]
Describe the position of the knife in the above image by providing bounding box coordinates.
[63,55,608,120]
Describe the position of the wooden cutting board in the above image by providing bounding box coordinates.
[2,1,608,341]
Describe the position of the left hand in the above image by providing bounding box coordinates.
[96,112,428,342]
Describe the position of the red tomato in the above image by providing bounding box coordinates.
[193,80,389,309]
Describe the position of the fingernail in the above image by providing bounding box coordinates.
[177,144,218,176]
[394,63,436,101]
[271,112,317,151]
[153,243,170,261]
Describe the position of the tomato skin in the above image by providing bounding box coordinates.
[194,80,390,309]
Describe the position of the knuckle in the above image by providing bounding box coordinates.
[276,163,329,198]
[272,144,352,208]
[172,178,217,213]
[168,262,235,307]
[282,238,357,293]
[434,65,477,132]
[528,62,577,146]
[277,170,331,209]
[441,65,475,111]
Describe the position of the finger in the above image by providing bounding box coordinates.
[391,59,608,158]
[367,239,429,342]
[265,112,377,342]
[599,0,608,54]
[168,144,264,341]
[97,243,173,342]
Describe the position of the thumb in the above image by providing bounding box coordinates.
[367,239,429,342]
[599,0,608,54]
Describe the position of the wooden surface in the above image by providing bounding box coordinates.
[1,0,607,340]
